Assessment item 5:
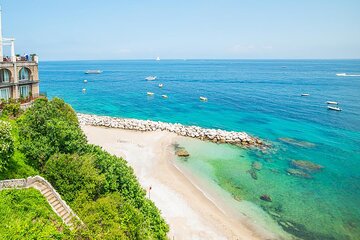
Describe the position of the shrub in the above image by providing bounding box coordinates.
[1,99,21,118]
[44,153,105,202]
[0,120,14,172]
[17,98,87,169]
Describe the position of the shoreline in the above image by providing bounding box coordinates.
[77,113,267,148]
[81,125,290,239]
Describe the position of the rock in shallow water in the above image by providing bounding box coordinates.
[286,168,312,179]
[290,160,324,172]
[252,161,263,170]
[260,194,272,202]
[175,148,190,157]
[278,137,316,148]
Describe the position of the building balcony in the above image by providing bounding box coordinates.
[0,79,39,88]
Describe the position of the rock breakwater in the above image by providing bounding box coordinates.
[77,113,266,148]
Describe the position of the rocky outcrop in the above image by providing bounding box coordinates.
[78,113,267,148]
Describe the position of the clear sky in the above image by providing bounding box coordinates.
[1,0,360,60]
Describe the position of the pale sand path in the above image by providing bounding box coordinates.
[82,125,286,240]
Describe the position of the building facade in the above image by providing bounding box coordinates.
[0,8,40,102]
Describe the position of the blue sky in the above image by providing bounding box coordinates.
[1,0,360,60]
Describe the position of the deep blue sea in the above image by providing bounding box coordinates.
[40,60,360,239]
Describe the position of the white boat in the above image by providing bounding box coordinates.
[83,80,88,83]
[326,101,338,105]
[301,93,310,96]
[156,57,160,61]
[336,73,360,77]
[147,92,154,96]
[336,73,346,77]
[327,106,341,111]
[200,96,208,101]
[158,84,163,88]
[82,88,86,93]
[161,95,168,98]
[85,70,102,74]
[145,76,157,81]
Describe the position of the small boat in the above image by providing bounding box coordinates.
[161,95,168,98]
[336,73,360,77]
[199,96,208,101]
[326,101,338,105]
[156,57,160,61]
[281,66,287,68]
[301,93,310,96]
[327,106,341,111]
[85,70,102,74]
[336,73,347,77]
[83,80,88,83]
[158,84,163,88]
[147,92,154,96]
[82,88,86,93]
[145,76,157,81]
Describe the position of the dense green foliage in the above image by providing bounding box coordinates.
[0,120,14,172]
[0,189,72,239]
[0,99,22,117]
[45,154,105,202]
[17,98,87,169]
[0,97,169,239]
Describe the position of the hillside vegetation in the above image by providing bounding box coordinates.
[0,98,169,239]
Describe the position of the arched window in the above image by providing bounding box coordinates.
[19,67,31,81]
[0,69,11,83]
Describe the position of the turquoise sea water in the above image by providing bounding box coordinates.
[41,60,360,239]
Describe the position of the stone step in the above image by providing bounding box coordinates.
[58,208,68,217]
[54,203,64,212]
[48,196,58,205]
[62,212,71,222]
[41,188,51,196]
[64,214,73,224]
[44,190,53,198]
[1,176,82,228]
[51,200,61,209]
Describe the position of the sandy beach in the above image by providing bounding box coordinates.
[82,125,287,240]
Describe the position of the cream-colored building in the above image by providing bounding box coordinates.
[0,8,40,101]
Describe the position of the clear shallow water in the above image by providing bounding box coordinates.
[41,60,360,239]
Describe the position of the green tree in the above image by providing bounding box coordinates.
[17,98,87,169]
[1,99,21,118]
[44,153,105,202]
[0,120,14,172]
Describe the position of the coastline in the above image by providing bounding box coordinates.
[81,124,291,239]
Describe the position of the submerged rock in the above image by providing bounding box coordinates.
[175,148,190,157]
[286,168,312,179]
[290,160,324,172]
[252,161,263,170]
[260,194,272,202]
[278,137,316,148]
[247,169,258,180]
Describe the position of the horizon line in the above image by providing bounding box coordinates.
[40,58,360,62]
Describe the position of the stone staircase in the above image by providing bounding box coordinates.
[0,175,81,228]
